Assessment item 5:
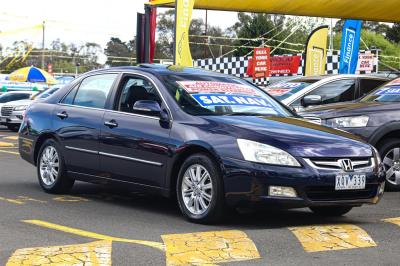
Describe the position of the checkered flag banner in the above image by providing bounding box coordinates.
[194,50,378,83]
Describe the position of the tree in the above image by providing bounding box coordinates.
[386,23,400,44]
[104,37,134,66]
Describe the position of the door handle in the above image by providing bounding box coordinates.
[104,120,118,128]
[56,111,68,119]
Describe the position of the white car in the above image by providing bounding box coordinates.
[0,87,61,131]
[265,74,390,112]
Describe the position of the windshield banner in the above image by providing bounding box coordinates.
[374,86,400,95]
[177,81,261,96]
[191,93,272,108]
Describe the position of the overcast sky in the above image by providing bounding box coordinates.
[0,0,238,49]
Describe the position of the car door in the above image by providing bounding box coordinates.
[53,73,118,176]
[99,74,171,188]
[291,79,356,111]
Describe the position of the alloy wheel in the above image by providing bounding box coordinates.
[39,146,60,186]
[181,164,213,215]
[383,147,400,186]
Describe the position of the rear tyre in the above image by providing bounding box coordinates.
[310,206,353,217]
[37,139,74,194]
[176,154,225,224]
[7,125,19,132]
[377,138,400,191]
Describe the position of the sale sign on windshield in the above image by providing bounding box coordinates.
[251,48,271,79]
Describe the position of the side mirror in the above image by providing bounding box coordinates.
[133,100,161,114]
[302,95,322,107]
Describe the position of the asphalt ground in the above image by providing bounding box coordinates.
[0,126,400,266]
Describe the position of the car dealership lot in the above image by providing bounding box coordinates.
[0,127,400,266]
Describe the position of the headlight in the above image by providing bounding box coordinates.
[327,116,369,128]
[237,139,301,167]
[14,105,27,111]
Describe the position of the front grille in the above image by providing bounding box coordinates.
[303,116,322,125]
[305,185,376,201]
[306,157,372,170]
[1,106,13,117]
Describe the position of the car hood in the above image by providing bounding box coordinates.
[300,101,400,119]
[3,99,33,107]
[202,116,372,158]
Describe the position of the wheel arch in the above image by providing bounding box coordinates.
[33,132,61,166]
[370,122,400,147]
[166,141,224,198]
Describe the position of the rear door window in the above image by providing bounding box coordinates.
[359,79,388,98]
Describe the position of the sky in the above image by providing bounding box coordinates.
[0,0,238,50]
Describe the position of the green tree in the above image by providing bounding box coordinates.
[104,37,134,66]
[386,23,400,44]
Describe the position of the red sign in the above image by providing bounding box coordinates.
[247,48,271,79]
[270,56,301,75]
[47,64,53,75]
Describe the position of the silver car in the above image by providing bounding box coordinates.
[265,74,390,112]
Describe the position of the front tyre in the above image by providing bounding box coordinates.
[310,206,353,217]
[37,139,74,194]
[176,154,225,224]
[378,138,400,191]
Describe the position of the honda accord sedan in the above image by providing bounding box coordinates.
[19,65,385,223]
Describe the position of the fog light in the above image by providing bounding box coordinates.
[378,182,385,195]
[269,186,297,198]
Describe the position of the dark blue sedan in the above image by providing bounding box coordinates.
[19,65,385,223]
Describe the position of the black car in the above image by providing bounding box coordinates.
[301,78,400,190]
[19,65,384,223]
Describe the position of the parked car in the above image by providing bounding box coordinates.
[19,65,385,223]
[265,74,390,112]
[301,78,400,190]
[0,91,38,130]
[0,87,61,131]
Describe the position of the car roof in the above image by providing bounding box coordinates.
[86,64,240,79]
[290,74,391,82]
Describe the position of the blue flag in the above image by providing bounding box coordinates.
[339,20,362,74]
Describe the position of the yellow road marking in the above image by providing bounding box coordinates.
[383,217,400,226]
[3,136,18,141]
[0,149,19,155]
[0,197,24,205]
[0,141,14,147]
[6,240,111,266]
[23,220,166,251]
[161,230,260,265]
[53,196,90,202]
[0,196,47,205]
[289,224,376,252]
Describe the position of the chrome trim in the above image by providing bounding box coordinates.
[58,103,105,112]
[304,158,374,171]
[106,109,160,120]
[65,146,99,155]
[99,152,163,167]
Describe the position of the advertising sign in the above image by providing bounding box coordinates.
[251,48,271,79]
[304,26,329,76]
[174,0,195,67]
[270,56,301,75]
[339,20,362,74]
[356,54,375,73]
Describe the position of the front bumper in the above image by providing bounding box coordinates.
[222,157,385,209]
[0,111,24,125]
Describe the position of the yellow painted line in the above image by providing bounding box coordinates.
[289,224,376,252]
[0,149,19,155]
[161,230,260,265]
[0,141,14,147]
[3,136,18,141]
[23,220,165,251]
[6,240,111,266]
[53,196,90,202]
[0,197,24,205]
[383,217,400,226]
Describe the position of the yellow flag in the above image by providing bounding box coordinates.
[174,0,195,67]
[304,26,329,76]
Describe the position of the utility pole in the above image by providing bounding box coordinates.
[329,19,334,51]
[204,10,208,58]
[41,21,45,69]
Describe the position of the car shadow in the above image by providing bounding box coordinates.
[66,182,376,230]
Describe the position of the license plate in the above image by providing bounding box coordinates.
[335,174,366,190]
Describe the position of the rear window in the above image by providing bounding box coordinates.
[0,93,31,103]
[265,81,316,101]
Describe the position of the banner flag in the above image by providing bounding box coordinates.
[304,26,329,76]
[339,20,362,74]
[174,0,195,67]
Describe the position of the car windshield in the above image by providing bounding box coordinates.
[360,79,400,102]
[265,80,318,101]
[161,74,293,117]
[0,93,30,103]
